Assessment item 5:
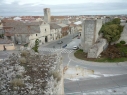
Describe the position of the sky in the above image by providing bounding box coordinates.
[0,0,127,16]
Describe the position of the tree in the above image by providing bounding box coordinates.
[32,39,39,52]
[112,18,120,24]
[103,24,121,44]
[100,18,123,44]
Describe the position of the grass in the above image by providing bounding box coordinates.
[95,57,127,62]
[74,49,127,63]
[118,45,127,53]
[74,49,87,60]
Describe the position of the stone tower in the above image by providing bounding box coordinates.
[81,19,102,53]
[44,8,51,23]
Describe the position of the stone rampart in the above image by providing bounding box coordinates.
[87,38,108,58]
[81,19,102,53]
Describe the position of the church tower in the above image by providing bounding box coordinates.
[44,8,51,23]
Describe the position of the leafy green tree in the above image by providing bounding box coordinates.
[100,18,123,44]
[112,18,120,24]
[102,24,121,44]
[32,39,39,52]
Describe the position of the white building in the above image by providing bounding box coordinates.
[3,20,51,48]
[50,23,62,41]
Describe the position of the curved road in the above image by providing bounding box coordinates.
[38,34,127,94]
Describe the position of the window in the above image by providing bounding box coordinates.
[36,34,37,36]
[45,29,46,32]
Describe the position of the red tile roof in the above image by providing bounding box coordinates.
[3,20,42,34]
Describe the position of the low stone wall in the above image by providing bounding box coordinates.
[0,43,15,50]
[87,38,108,58]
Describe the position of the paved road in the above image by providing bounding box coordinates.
[65,74,127,94]
[38,34,127,94]
[41,33,79,48]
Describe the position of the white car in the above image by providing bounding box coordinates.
[73,46,79,50]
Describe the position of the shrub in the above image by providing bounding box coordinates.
[20,50,29,57]
[120,40,126,44]
[19,57,26,64]
[32,39,39,52]
[115,43,122,47]
[52,71,61,81]
[10,78,24,87]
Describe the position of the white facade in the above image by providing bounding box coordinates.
[29,22,51,48]
[50,28,62,41]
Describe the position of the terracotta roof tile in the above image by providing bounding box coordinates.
[3,20,42,34]
[50,23,61,29]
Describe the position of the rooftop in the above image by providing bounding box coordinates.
[57,23,68,27]
[3,20,42,34]
[50,23,61,29]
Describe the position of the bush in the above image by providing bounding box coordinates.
[10,78,24,87]
[19,57,26,64]
[120,40,126,44]
[32,39,39,52]
[20,50,29,57]
[115,43,122,47]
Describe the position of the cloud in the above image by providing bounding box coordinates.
[2,0,127,5]
[0,1,127,16]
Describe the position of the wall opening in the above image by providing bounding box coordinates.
[45,36,48,42]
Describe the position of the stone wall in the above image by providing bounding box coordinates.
[118,23,127,44]
[81,19,102,53]
[0,43,15,50]
[87,38,108,58]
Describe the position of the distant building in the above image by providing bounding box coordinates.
[57,24,69,37]
[50,23,62,41]
[44,8,51,23]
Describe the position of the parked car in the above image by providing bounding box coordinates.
[57,41,63,44]
[73,46,79,50]
[62,44,67,48]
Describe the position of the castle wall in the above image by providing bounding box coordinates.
[81,19,102,53]
[118,23,127,44]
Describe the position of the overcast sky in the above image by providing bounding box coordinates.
[0,0,127,16]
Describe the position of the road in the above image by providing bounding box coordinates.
[65,74,127,94]
[42,33,79,48]
[38,34,127,94]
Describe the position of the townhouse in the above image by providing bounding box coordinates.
[3,20,51,48]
